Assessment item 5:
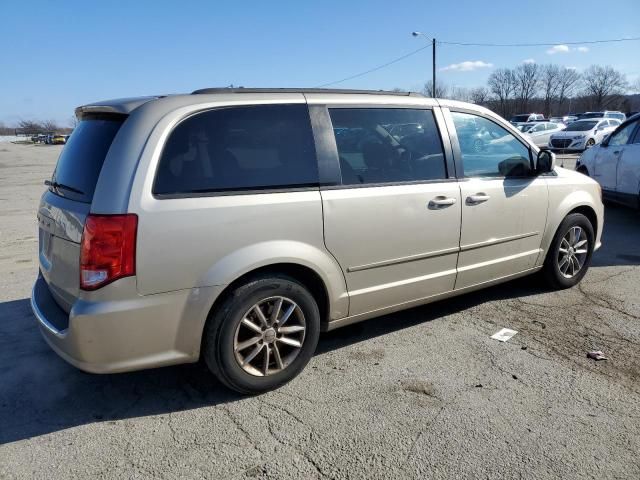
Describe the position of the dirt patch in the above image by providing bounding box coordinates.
[347,347,385,362]
[400,379,436,396]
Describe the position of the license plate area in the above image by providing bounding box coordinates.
[38,214,55,270]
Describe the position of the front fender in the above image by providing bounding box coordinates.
[199,240,349,320]
[538,176,604,265]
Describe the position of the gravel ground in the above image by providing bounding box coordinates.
[0,144,639,479]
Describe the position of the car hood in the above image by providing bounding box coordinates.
[551,130,590,138]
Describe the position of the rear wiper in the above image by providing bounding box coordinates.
[44,180,85,195]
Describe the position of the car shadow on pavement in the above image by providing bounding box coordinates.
[0,205,636,445]
[590,204,640,267]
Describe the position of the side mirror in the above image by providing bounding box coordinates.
[536,149,555,174]
[601,133,611,146]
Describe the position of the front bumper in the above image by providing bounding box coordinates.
[31,275,220,373]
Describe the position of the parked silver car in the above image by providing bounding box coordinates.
[576,113,640,208]
[32,89,603,393]
[520,121,566,147]
[550,118,620,151]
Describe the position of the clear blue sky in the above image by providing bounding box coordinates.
[1,0,638,125]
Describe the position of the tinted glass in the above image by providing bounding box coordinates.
[566,121,598,131]
[451,112,532,178]
[609,121,637,146]
[50,114,125,203]
[511,115,531,123]
[631,123,640,144]
[154,105,318,195]
[328,108,446,185]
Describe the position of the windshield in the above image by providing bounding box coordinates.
[565,121,598,132]
[50,114,125,203]
[579,113,603,119]
[510,115,530,122]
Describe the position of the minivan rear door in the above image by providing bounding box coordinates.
[38,114,126,312]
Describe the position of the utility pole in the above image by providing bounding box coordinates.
[412,32,437,98]
[432,38,436,98]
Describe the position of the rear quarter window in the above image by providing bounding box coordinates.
[49,114,125,203]
[153,104,319,196]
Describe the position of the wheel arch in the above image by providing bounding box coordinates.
[538,189,602,267]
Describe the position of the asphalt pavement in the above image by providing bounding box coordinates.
[0,145,638,479]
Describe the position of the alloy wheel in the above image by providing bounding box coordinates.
[557,226,589,278]
[233,296,306,377]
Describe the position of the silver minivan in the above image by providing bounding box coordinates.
[32,88,603,393]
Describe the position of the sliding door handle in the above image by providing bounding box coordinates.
[467,194,491,205]
[428,196,457,209]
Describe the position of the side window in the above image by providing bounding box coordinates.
[451,112,532,178]
[631,123,640,144]
[153,104,318,195]
[328,108,447,185]
[609,121,638,146]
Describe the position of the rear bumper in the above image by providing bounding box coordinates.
[31,275,221,373]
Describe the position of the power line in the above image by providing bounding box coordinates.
[439,36,640,47]
[315,43,432,88]
[315,36,640,88]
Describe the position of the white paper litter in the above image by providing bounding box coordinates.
[491,328,518,342]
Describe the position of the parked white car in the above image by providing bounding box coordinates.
[521,121,566,147]
[576,113,640,208]
[549,118,621,151]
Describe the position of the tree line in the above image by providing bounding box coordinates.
[0,118,75,136]
[417,64,638,118]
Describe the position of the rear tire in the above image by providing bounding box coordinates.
[202,275,320,394]
[577,166,589,176]
[542,213,594,289]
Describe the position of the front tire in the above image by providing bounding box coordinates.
[542,213,594,289]
[585,138,595,148]
[202,275,320,394]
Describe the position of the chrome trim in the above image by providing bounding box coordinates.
[460,231,539,252]
[325,266,543,331]
[347,246,460,273]
[30,282,67,338]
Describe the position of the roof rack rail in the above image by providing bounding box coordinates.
[191,87,424,97]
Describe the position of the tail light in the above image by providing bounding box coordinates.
[80,214,137,290]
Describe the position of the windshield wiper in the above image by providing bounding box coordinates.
[44,180,85,195]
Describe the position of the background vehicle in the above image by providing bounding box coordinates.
[550,118,620,151]
[576,113,640,208]
[31,89,603,394]
[520,121,566,147]
[510,113,544,125]
[52,134,66,145]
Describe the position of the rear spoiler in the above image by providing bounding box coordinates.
[74,96,160,120]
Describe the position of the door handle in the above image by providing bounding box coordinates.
[428,196,457,209]
[467,194,491,205]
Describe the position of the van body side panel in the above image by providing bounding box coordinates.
[127,98,349,320]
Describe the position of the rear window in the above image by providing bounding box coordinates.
[153,104,318,196]
[49,114,125,203]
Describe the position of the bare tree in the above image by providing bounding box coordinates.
[539,64,562,116]
[514,63,540,112]
[582,65,628,110]
[447,86,472,102]
[469,87,489,105]
[41,120,59,132]
[631,78,640,94]
[69,115,79,128]
[17,119,43,133]
[488,68,516,117]
[422,80,449,99]
[557,68,581,113]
